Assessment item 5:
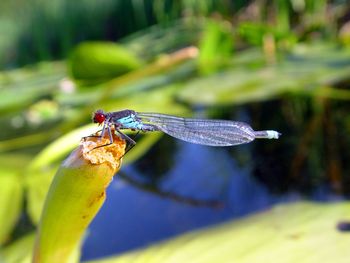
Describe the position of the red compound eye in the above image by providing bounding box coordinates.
[93,111,106,124]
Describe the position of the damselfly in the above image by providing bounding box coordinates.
[91,109,281,151]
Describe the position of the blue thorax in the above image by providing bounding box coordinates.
[116,114,144,130]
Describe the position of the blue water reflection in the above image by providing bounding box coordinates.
[82,142,298,260]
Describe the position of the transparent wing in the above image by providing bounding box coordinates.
[137,112,256,146]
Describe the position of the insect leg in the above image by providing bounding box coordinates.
[116,130,136,155]
[88,125,115,152]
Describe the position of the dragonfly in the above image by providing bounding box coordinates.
[91,109,281,152]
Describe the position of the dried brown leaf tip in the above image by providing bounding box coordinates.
[81,128,126,171]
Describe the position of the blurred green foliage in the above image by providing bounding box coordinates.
[198,19,234,74]
[69,42,143,85]
[0,0,350,262]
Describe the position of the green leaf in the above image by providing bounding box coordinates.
[0,233,80,263]
[25,168,56,225]
[178,44,350,105]
[177,67,291,105]
[0,154,28,245]
[198,19,234,75]
[69,42,143,85]
[0,172,22,245]
[0,233,35,263]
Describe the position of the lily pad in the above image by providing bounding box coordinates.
[85,202,350,263]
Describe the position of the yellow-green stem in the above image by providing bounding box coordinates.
[32,130,125,263]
